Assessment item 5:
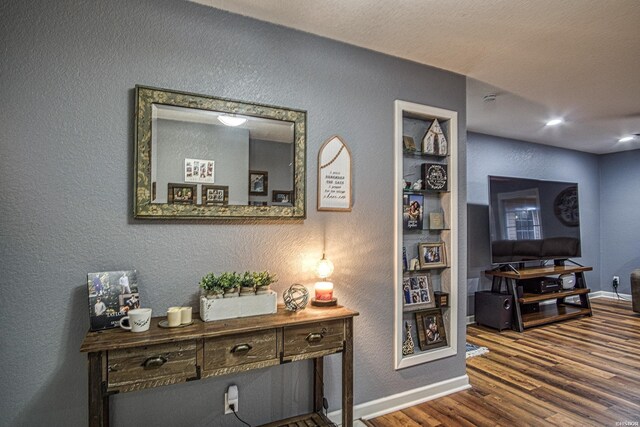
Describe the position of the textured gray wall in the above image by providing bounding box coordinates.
[466,133,600,314]
[0,0,466,426]
[599,149,640,295]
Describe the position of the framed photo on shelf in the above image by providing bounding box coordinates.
[403,194,424,230]
[415,308,447,351]
[87,270,140,331]
[402,274,435,307]
[167,183,196,204]
[202,185,228,206]
[418,242,447,269]
[249,170,268,196]
[421,163,448,191]
[403,136,417,152]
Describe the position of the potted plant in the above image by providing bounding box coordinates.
[239,271,256,296]
[200,273,224,299]
[221,272,241,298]
[254,271,277,295]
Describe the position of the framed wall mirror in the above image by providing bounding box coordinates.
[134,86,306,219]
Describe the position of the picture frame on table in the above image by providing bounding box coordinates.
[272,190,293,204]
[167,183,196,204]
[202,185,228,206]
[415,308,447,351]
[418,242,447,269]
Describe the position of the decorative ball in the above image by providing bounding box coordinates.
[283,284,309,312]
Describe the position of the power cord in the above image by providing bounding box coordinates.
[229,404,251,427]
[613,277,630,301]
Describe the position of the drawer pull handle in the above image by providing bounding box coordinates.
[231,344,252,353]
[306,332,324,343]
[142,355,168,370]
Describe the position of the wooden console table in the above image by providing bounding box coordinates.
[80,305,358,427]
[485,265,592,332]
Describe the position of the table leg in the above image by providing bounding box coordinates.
[507,278,524,332]
[313,357,324,413]
[88,352,108,427]
[342,317,354,427]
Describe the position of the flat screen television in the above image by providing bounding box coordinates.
[488,176,581,265]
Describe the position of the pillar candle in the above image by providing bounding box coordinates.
[314,281,334,301]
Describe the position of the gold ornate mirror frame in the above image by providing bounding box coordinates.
[134,85,306,219]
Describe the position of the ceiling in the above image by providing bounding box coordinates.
[191,0,640,154]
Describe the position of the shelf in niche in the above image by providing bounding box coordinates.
[403,189,449,195]
[403,150,448,159]
[404,228,450,233]
[403,267,448,276]
[403,302,446,313]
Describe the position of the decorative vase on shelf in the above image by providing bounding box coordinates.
[240,286,256,296]
[255,285,271,295]
[224,287,240,298]
[205,290,224,299]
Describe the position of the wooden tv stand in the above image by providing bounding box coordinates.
[484,265,592,332]
[80,305,358,427]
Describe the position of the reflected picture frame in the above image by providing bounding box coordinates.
[249,170,268,196]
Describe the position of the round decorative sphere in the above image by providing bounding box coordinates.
[283,284,309,311]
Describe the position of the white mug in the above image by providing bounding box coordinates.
[120,308,152,332]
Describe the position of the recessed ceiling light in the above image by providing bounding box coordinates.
[217,115,247,127]
[545,118,564,126]
[618,135,635,143]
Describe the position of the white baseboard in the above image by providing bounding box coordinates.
[466,315,475,325]
[327,374,470,424]
[590,290,632,300]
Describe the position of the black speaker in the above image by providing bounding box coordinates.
[475,291,513,331]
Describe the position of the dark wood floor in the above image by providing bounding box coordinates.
[365,298,640,426]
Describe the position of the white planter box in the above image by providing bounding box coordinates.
[200,291,277,322]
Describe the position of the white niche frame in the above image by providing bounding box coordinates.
[394,100,459,369]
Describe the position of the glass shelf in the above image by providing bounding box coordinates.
[403,189,449,195]
[403,150,447,159]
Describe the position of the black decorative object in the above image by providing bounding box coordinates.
[422,163,448,191]
[283,284,309,311]
[553,185,579,226]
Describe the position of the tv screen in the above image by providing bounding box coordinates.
[488,176,581,265]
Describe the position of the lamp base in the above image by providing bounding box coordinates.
[311,298,338,307]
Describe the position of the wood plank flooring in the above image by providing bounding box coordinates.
[365,298,640,426]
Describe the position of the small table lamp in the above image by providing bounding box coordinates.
[312,253,337,307]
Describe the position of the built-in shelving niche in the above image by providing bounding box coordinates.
[394,100,459,369]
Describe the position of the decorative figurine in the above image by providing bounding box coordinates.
[402,321,415,355]
[412,179,423,190]
[283,283,309,311]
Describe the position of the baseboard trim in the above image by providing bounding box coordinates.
[327,374,470,424]
[466,315,475,325]
[590,290,632,300]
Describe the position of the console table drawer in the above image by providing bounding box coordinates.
[283,320,344,360]
[203,329,278,375]
[107,341,197,392]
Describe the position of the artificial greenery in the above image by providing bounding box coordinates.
[253,271,278,288]
[200,270,277,292]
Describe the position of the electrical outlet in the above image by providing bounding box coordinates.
[224,385,238,414]
[613,276,620,288]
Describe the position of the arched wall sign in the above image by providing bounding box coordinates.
[317,135,352,211]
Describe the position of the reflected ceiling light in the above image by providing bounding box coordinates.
[618,136,635,142]
[217,115,247,127]
[545,118,564,126]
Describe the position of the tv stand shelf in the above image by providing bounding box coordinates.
[485,265,593,332]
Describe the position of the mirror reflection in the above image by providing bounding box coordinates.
[151,105,294,206]
[134,86,306,219]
